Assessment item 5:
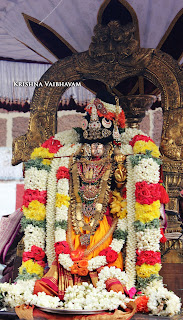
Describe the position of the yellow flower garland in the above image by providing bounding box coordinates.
[31,147,54,159]
[19,260,44,278]
[22,200,46,221]
[135,200,160,223]
[110,190,127,219]
[133,140,160,158]
[136,263,161,278]
[56,193,70,208]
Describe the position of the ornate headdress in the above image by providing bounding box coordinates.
[79,92,126,145]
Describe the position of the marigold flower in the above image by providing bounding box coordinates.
[19,260,44,278]
[133,140,160,158]
[136,263,161,278]
[42,159,51,166]
[55,194,70,208]
[135,200,160,223]
[31,147,54,159]
[22,200,46,221]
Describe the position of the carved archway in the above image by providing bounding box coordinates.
[12,21,183,212]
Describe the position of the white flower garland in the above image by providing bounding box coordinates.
[24,167,48,191]
[0,280,63,309]
[55,129,79,146]
[0,279,129,311]
[133,158,160,184]
[125,157,136,289]
[64,282,129,311]
[136,229,161,252]
[56,205,68,221]
[58,253,73,271]
[144,280,182,317]
[24,225,45,251]
[20,156,48,278]
[46,157,59,266]
[120,128,147,145]
[96,266,128,290]
[0,280,36,308]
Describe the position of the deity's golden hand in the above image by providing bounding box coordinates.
[114,164,127,184]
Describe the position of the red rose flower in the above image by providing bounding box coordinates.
[136,250,161,266]
[70,249,84,261]
[56,166,70,181]
[31,246,45,261]
[22,189,47,207]
[135,182,161,205]
[129,135,154,147]
[99,247,111,256]
[54,241,70,255]
[106,249,118,263]
[22,251,34,262]
[41,137,63,153]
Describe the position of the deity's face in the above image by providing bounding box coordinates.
[91,143,104,158]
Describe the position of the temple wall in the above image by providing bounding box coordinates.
[0,108,163,217]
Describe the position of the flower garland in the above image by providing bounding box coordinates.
[64,282,129,311]
[20,128,169,285]
[32,130,128,272]
[143,279,182,317]
[19,136,63,279]
[0,279,129,311]
[125,156,136,289]
[96,266,128,290]
[127,134,165,290]
[46,143,80,266]
[120,129,181,316]
[0,127,181,316]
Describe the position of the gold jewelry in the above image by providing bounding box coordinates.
[69,143,114,247]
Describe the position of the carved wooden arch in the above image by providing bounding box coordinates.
[12,21,183,166]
